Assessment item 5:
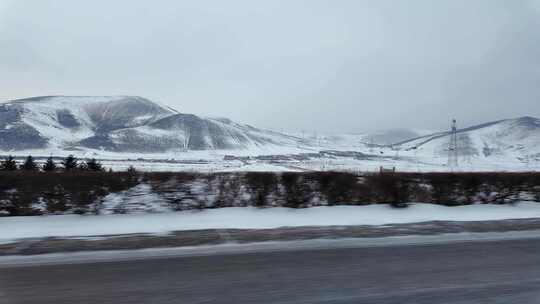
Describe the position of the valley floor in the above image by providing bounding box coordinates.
[4,144,539,173]
[97,157,540,173]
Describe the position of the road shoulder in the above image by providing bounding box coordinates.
[2,218,540,266]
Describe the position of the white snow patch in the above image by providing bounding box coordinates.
[218,162,301,172]
[2,202,540,242]
[100,184,170,214]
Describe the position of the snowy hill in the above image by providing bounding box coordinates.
[395,117,540,163]
[0,96,302,153]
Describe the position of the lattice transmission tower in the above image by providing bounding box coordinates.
[448,119,459,171]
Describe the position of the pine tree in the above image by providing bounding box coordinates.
[0,155,18,171]
[42,156,57,172]
[86,158,104,171]
[20,155,38,171]
[62,155,78,171]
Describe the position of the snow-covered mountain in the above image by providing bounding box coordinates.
[0,96,302,153]
[1,95,539,170]
[395,116,540,161]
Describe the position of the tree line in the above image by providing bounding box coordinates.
[0,155,106,172]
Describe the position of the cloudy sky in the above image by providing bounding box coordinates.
[1,0,539,133]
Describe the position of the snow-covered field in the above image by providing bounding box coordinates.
[96,155,537,173]
[7,153,538,173]
[2,202,540,243]
[98,159,304,172]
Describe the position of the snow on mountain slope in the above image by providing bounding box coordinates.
[0,96,303,153]
[396,117,540,163]
[1,95,539,173]
[0,96,171,150]
[290,129,435,151]
[364,129,435,145]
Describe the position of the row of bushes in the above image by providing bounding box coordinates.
[1,171,539,216]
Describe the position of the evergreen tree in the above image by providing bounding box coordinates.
[0,155,18,171]
[42,156,57,172]
[86,158,104,171]
[62,155,78,171]
[20,155,38,171]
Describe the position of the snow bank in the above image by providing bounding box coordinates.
[2,202,540,242]
[218,163,301,172]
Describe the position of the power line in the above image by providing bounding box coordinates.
[448,119,459,171]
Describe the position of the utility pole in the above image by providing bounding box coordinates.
[448,119,459,171]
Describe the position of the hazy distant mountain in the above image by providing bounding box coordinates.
[0,96,301,152]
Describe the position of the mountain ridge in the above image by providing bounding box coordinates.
[0,95,301,152]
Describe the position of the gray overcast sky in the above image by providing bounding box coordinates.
[1,0,540,133]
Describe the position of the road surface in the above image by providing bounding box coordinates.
[1,237,540,303]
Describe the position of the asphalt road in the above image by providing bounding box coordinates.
[2,238,540,304]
